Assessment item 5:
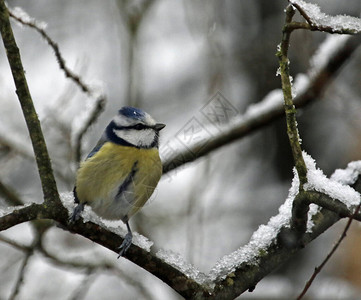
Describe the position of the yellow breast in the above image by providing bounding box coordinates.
[75,143,162,221]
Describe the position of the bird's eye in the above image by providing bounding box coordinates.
[133,123,145,130]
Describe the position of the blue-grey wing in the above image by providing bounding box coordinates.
[72,135,107,212]
[86,135,107,160]
[73,134,106,207]
[116,161,138,199]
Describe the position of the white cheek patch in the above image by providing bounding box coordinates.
[114,128,156,147]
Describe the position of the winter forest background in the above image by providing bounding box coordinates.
[1,0,361,299]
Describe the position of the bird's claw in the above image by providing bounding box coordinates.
[117,232,132,258]
[69,203,85,223]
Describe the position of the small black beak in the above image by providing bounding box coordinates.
[154,123,166,131]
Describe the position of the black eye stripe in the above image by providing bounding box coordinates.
[125,123,149,130]
[110,121,152,131]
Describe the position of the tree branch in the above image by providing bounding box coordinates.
[162,35,361,175]
[307,191,361,221]
[277,4,307,187]
[277,6,310,237]
[297,201,361,299]
[0,1,59,204]
[1,1,361,299]
[57,216,208,299]
[1,165,361,299]
[289,0,361,35]
[0,204,47,231]
[206,176,361,300]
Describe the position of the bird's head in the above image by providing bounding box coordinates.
[105,106,165,148]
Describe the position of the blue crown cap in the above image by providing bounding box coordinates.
[118,106,145,120]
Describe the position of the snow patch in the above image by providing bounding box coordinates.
[309,35,350,78]
[303,153,360,208]
[60,192,153,252]
[289,0,361,33]
[156,249,208,285]
[331,161,361,186]
[10,6,48,30]
[209,153,361,281]
[0,203,32,218]
[209,171,300,281]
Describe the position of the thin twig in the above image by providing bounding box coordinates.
[9,10,91,96]
[0,133,33,160]
[290,1,314,27]
[277,4,307,188]
[0,235,32,252]
[68,269,95,300]
[8,6,106,163]
[8,248,33,300]
[307,191,361,221]
[116,0,155,107]
[297,202,361,300]
[73,97,105,164]
[285,21,311,31]
[39,244,154,299]
[0,180,23,206]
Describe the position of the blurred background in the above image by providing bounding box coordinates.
[1,0,361,299]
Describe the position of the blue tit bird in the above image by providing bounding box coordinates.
[71,106,165,257]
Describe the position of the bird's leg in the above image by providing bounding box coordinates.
[118,221,133,258]
[69,202,85,223]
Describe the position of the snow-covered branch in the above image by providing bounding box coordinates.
[205,156,361,299]
[289,0,361,34]
[162,33,361,175]
[59,159,361,299]
[277,4,307,187]
[2,0,361,298]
